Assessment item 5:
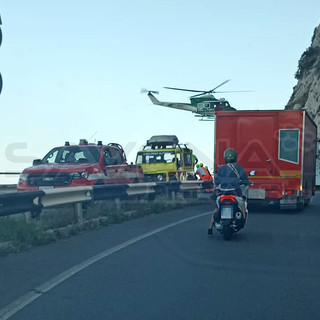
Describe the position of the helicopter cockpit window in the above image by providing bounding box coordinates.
[197,103,204,110]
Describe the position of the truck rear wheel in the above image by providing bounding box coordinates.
[296,199,304,211]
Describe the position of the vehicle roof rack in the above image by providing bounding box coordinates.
[145,135,179,149]
[79,139,88,145]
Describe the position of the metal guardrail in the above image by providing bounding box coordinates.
[0,172,20,175]
[0,180,210,217]
[0,191,45,217]
[40,186,93,207]
[0,184,17,194]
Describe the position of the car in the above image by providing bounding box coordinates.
[17,139,143,191]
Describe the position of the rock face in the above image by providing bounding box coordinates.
[285,23,320,137]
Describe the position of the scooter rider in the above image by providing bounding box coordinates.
[208,148,249,235]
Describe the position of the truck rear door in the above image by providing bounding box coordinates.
[215,112,278,199]
[216,112,276,175]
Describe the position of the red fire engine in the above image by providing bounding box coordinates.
[214,110,317,210]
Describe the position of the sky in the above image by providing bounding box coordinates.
[0,1,320,184]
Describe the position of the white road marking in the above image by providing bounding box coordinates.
[0,211,211,319]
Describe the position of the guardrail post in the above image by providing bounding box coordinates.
[24,212,32,223]
[164,187,170,200]
[177,191,185,201]
[75,203,83,225]
[115,198,121,212]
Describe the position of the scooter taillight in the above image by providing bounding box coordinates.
[220,195,236,202]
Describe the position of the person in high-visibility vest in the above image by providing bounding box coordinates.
[195,163,206,180]
[202,165,213,181]
[205,166,212,177]
[196,163,213,192]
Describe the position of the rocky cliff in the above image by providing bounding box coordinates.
[285,23,320,137]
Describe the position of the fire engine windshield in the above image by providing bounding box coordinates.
[42,146,101,164]
[136,151,176,164]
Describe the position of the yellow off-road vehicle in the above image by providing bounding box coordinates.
[135,135,197,182]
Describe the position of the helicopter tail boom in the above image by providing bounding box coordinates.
[147,92,197,113]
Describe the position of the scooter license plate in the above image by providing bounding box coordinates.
[221,206,233,219]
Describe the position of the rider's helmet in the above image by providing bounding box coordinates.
[223,148,238,163]
[200,163,203,167]
[196,164,200,168]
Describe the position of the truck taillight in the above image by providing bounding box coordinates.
[284,190,297,197]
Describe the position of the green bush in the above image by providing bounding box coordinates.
[295,46,320,79]
[0,194,212,255]
[40,206,76,230]
[0,217,54,254]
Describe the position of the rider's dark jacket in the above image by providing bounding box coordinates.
[214,162,249,190]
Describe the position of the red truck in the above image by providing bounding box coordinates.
[17,140,143,191]
[214,110,317,210]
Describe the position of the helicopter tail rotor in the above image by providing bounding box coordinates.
[141,88,159,95]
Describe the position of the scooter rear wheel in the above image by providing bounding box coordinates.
[222,224,232,241]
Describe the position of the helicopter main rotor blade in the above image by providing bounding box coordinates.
[190,89,253,98]
[190,92,212,98]
[188,80,233,97]
[163,86,206,93]
[164,80,250,98]
[213,90,254,93]
[209,79,231,93]
[164,80,232,95]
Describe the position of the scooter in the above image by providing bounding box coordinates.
[214,181,252,240]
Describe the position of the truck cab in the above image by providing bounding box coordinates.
[135,135,197,182]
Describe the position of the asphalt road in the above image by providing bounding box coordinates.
[1,193,320,320]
